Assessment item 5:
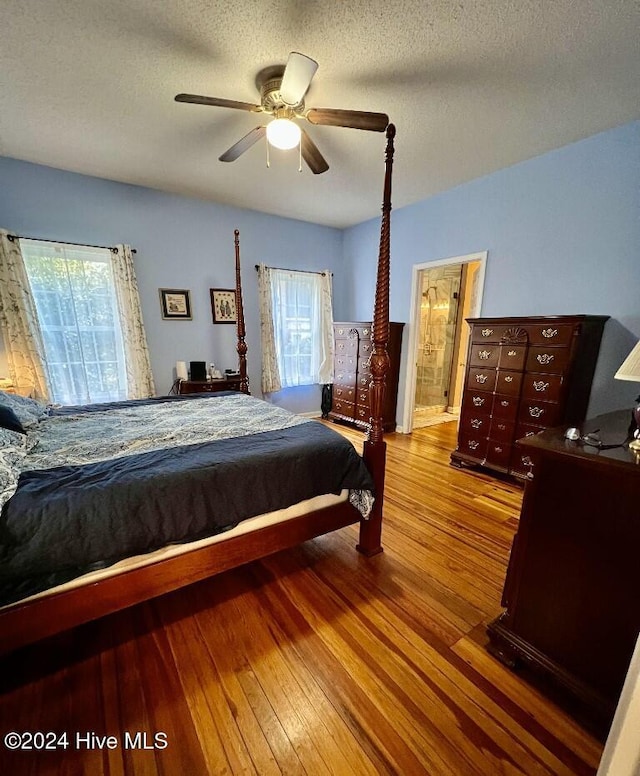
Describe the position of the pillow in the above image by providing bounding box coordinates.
[0,405,25,434]
[0,427,27,512]
[0,390,48,428]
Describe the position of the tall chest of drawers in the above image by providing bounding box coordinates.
[450,315,608,478]
[328,321,404,432]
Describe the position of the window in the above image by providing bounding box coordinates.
[20,240,127,405]
[269,269,333,389]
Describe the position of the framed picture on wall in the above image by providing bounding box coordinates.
[210,288,237,324]
[159,288,192,320]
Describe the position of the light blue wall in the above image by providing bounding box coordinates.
[0,157,344,413]
[344,120,640,423]
[2,120,639,422]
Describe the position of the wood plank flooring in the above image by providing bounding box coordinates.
[0,421,604,775]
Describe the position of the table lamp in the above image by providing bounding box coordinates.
[614,339,640,451]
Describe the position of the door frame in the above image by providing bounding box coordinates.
[401,251,488,434]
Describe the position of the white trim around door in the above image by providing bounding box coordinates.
[401,251,488,434]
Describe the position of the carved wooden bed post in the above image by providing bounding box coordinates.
[234,228,250,394]
[357,123,396,557]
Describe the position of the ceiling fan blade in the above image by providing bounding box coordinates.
[306,107,389,132]
[300,129,329,175]
[280,52,318,106]
[219,126,266,162]
[175,94,262,112]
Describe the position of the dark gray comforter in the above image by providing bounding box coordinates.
[0,394,374,606]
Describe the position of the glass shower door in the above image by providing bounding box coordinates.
[414,265,462,412]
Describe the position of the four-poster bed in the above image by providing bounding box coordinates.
[0,124,397,657]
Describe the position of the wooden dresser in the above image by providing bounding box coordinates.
[450,315,608,479]
[177,376,242,394]
[487,410,640,736]
[328,321,404,432]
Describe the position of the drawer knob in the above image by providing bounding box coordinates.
[541,328,558,338]
[472,396,485,406]
[497,423,506,430]
[537,353,554,365]
[468,440,480,450]
[529,406,544,418]
[478,350,491,360]
[471,418,483,428]
[501,400,510,407]
[507,349,517,356]
[504,376,513,383]
[475,374,488,384]
[494,446,503,453]
[481,328,494,337]
[533,380,549,392]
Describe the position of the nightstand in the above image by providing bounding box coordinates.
[177,377,242,394]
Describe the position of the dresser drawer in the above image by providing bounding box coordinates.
[519,399,561,427]
[460,412,491,436]
[492,394,519,420]
[510,449,536,478]
[354,404,371,423]
[457,434,488,461]
[359,339,373,358]
[335,337,358,358]
[358,357,372,378]
[498,345,527,371]
[466,368,497,392]
[521,373,564,402]
[469,344,500,367]
[332,384,355,402]
[461,392,493,417]
[515,422,546,441]
[356,387,370,405]
[335,354,357,371]
[485,441,512,470]
[470,324,512,343]
[331,398,355,418]
[334,370,356,386]
[496,370,522,396]
[526,323,575,346]
[526,346,570,374]
[489,418,515,442]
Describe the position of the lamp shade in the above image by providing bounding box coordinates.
[176,361,188,380]
[614,340,640,382]
[266,118,301,150]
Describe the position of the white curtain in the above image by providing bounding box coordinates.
[258,264,334,392]
[257,263,282,394]
[112,244,155,399]
[0,230,50,400]
[317,269,334,384]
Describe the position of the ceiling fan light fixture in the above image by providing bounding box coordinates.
[266,118,301,150]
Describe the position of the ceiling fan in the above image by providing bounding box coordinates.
[175,52,389,175]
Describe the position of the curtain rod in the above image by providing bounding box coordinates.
[255,264,331,276]
[7,234,137,254]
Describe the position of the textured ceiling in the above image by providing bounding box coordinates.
[1,0,639,228]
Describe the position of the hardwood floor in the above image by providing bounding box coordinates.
[0,421,604,775]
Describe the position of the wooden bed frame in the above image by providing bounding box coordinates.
[0,125,396,657]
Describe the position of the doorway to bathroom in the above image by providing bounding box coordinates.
[402,252,486,433]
